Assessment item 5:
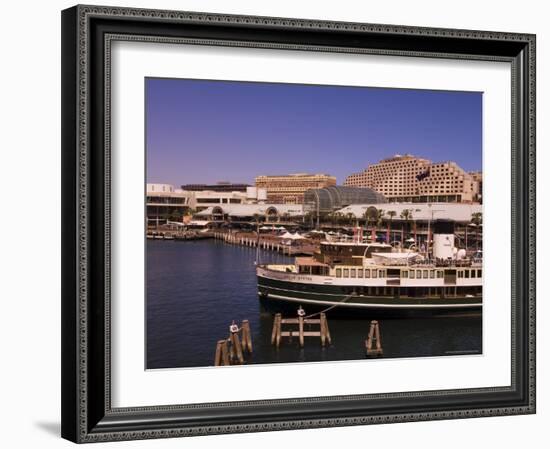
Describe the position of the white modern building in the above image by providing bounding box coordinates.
[194,203,305,222]
[146,184,193,224]
[190,187,267,211]
[146,184,269,224]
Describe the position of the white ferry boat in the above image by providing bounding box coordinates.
[256,220,482,316]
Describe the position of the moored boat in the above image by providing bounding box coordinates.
[256,220,482,316]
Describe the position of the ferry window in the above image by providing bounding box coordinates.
[379,270,384,278]
[416,270,422,278]
[471,270,476,278]
[437,271,443,278]
[410,270,415,279]
[365,269,371,278]
[430,270,435,279]
[344,268,349,277]
[423,270,428,279]
[336,268,342,278]
[372,270,378,278]
[458,270,464,278]
[358,269,363,278]
[477,269,482,278]
[465,270,470,278]
[402,270,409,278]
[351,269,356,278]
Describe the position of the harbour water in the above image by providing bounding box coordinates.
[146,239,482,369]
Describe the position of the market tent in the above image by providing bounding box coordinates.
[280,231,294,239]
[280,232,305,240]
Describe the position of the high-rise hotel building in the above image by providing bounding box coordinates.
[343,154,481,203]
[255,173,337,204]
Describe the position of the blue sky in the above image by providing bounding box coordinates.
[146,78,482,186]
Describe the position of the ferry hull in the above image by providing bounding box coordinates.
[257,273,482,317]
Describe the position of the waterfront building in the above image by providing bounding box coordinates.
[146,184,192,225]
[336,202,482,223]
[191,190,248,210]
[343,154,481,203]
[194,203,305,223]
[334,202,483,249]
[255,173,337,204]
[147,183,270,224]
[304,186,387,215]
[190,187,267,211]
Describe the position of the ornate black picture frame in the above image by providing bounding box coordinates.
[61,4,536,443]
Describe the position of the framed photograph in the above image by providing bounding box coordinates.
[61,4,536,443]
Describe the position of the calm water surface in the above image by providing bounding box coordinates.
[147,240,482,369]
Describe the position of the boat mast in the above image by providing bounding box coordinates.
[255,216,260,265]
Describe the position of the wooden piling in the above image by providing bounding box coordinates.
[214,339,231,366]
[241,320,253,353]
[214,340,223,366]
[365,320,383,356]
[320,313,331,345]
[230,331,244,363]
[276,313,282,347]
[272,311,331,348]
[221,339,230,365]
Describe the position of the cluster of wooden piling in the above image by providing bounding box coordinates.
[271,311,332,348]
[214,314,384,364]
[214,320,253,366]
[365,320,383,356]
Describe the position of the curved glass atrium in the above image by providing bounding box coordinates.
[303,186,387,213]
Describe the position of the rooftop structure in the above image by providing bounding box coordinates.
[255,173,336,204]
[181,182,250,192]
[343,154,481,203]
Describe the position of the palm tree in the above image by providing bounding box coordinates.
[386,210,396,243]
[362,210,370,227]
[375,209,385,242]
[400,209,412,245]
[252,213,261,227]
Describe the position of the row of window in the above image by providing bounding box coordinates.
[336,268,385,279]
[335,268,483,279]
[458,269,483,279]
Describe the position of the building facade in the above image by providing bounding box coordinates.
[195,203,305,223]
[255,173,336,204]
[469,171,483,203]
[343,154,481,203]
[146,184,192,225]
